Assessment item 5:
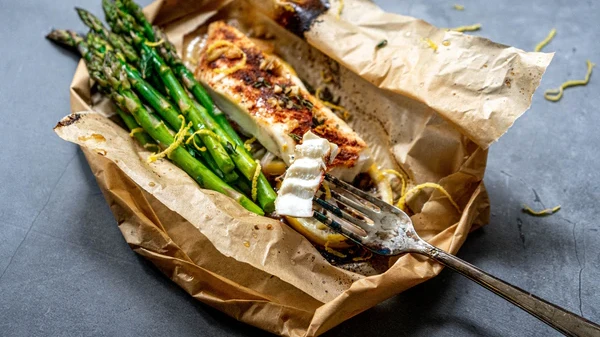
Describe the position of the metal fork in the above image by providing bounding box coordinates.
[312,174,600,337]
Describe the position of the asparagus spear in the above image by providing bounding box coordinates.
[119,0,156,43]
[115,0,216,119]
[122,62,240,183]
[75,7,139,65]
[119,0,216,118]
[153,29,216,114]
[101,51,263,215]
[76,7,170,97]
[110,0,277,212]
[84,31,239,183]
[46,29,156,148]
[106,5,237,175]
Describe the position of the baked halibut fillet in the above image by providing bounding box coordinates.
[194,21,371,181]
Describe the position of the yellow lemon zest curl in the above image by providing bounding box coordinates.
[143,143,160,152]
[522,204,561,216]
[320,70,333,83]
[544,60,595,102]
[323,100,350,120]
[315,86,350,120]
[398,183,461,213]
[144,39,165,47]
[147,115,191,163]
[244,137,256,152]
[424,38,438,52]
[129,127,144,138]
[450,23,482,32]
[336,0,344,19]
[534,28,556,52]
[206,40,247,75]
[381,169,408,197]
[325,241,347,258]
[186,129,224,152]
[251,159,261,201]
[352,251,373,262]
[184,134,206,152]
[453,4,464,10]
[367,164,393,205]
[322,181,332,201]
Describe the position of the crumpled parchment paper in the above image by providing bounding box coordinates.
[54,0,552,335]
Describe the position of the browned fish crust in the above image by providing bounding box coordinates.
[196,21,367,170]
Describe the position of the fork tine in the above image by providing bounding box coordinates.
[324,174,401,214]
[328,189,379,219]
[312,210,367,246]
[313,197,371,234]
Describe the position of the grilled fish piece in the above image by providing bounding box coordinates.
[195,21,371,181]
[275,131,337,217]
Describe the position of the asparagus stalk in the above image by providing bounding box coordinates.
[119,0,156,43]
[102,52,263,215]
[49,29,245,204]
[121,61,239,183]
[46,29,156,148]
[76,7,170,97]
[151,27,244,149]
[191,101,278,212]
[115,0,216,117]
[106,5,236,175]
[110,0,277,212]
[152,28,215,114]
[75,7,138,65]
[84,31,238,183]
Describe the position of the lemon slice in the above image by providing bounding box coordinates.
[284,216,352,249]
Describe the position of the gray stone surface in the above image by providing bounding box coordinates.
[0,0,598,336]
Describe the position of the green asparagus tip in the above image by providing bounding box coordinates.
[102,0,118,27]
[75,7,102,32]
[46,29,82,49]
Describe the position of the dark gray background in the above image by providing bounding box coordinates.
[1,0,598,336]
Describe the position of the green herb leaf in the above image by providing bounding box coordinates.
[376,39,388,49]
[288,133,301,142]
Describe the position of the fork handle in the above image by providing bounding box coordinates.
[416,244,600,337]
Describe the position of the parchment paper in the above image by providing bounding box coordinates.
[54,0,551,335]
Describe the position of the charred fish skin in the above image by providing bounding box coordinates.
[194,21,371,181]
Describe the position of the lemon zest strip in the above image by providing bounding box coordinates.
[398,182,460,213]
[322,181,332,201]
[315,86,351,120]
[251,159,262,201]
[244,137,256,152]
[534,28,556,52]
[423,38,438,52]
[544,60,595,102]
[381,169,408,197]
[186,129,223,146]
[184,132,207,152]
[453,4,464,10]
[129,127,144,138]
[147,115,191,163]
[320,70,333,83]
[367,164,393,205]
[336,0,344,19]
[206,40,247,75]
[522,204,561,216]
[143,143,160,152]
[450,23,482,32]
[325,241,347,258]
[144,39,165,47]
[352,251,373,262]
[322,100,350,119]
